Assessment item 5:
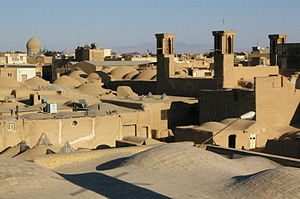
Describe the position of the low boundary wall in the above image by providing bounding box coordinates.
[206,145,300,168]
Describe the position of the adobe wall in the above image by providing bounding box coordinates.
[0,110,157,151]
[157,77,218,96]
[199,89,255,124]
[0,68,17,81]
[103,98,198,132]
[0,115,120,151]
[175,121,279,150]
[168,101,199,129]
[264,139,300,158]
[255,76,300,129]
[71,61,98,74]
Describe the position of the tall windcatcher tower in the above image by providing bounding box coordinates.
[212,30,235,88]
[155,33,175,79]
[268,34,287,66]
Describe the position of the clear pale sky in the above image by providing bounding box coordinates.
[0,0,299,52]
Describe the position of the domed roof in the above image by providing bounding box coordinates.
[26,37,41,50]
[198,121,226,132]
[69,70,87,78]
[133,69,156,80]
[87,72,100,80]
[73,76,88,84]
[0,157,100,198]
[110,67,136,79]
[116,86,138,98]
[24,76,50,88]
[102,66,115,73]
[53,75,81,88]
[123,70,139,80]
[43,85,79,93]
[78,83,107,95]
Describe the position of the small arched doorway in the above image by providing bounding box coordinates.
[228,134,236,148]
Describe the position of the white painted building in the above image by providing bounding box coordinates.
[4,53,27,65]
[0,65,36,82]
[16,67,36,82]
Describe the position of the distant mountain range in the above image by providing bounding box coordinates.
[111,42,213,54]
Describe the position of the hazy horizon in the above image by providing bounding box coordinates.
[0,0,299,53]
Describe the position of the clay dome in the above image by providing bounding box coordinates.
[68,70,88,84]
[87,72,100,80]
[110,67,136,79]
[43,85,79,93]
[199,121,226,132]
[73,76,88,84]
[78,83,107,95]
[69,70,87,78]
[53,75,81,88]
[0,157,100,198]
[102,66,115,73]
[26,37,41,53]
[133,69,156,80]
[87,73,103,84]
[123,70,139,80]
[24,76,50,88]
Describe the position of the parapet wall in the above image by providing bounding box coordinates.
[223,65,279,88]
[206,145,300,168]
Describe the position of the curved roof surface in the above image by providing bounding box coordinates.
[123,70,139,80]
[0,157,99,198]
[87,72,100,79]
[78,83,107,95]
[133,69,156,80]
[26,37,41,49]
[53,75,81,88]
[199,121,227,132]
[51,143,300,198]
[69,70,87,78]
[43,84,79,93]
[24,76,50,88]
[220,118,255,130]
[72,76,88,84]
[110,67,136,79]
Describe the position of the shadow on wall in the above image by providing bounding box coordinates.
[168,101,199,130]
[60,172,171,199]
[290,102,300,127]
